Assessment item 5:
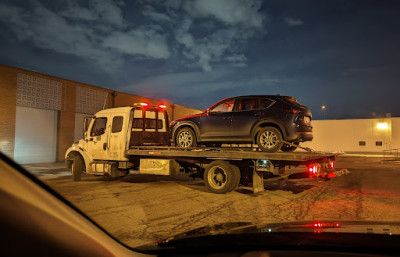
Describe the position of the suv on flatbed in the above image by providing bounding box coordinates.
[170,95,313,152]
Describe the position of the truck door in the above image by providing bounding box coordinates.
[86,115,110,160]
[107,114,129,161]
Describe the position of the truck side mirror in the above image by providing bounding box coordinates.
[84,117,92,132]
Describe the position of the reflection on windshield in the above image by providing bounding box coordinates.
[1,0,400,251]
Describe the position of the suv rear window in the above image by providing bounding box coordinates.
[280,96,304,108]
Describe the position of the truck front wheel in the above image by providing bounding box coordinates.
[204,161,239,194]
[72,156,84,181]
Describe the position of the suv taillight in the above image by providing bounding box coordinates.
[285,108,301,114]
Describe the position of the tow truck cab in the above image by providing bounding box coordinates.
[65,104,169,176]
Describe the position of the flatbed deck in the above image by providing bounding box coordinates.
[126,146,340,163]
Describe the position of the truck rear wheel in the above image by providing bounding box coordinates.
[72,156,84,181]
[228,164,241,192]
[204,161,239,194]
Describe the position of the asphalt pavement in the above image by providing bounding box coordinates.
[24,156,400,248]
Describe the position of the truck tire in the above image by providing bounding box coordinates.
[175,127,197,148]
[256,127,283,153]
[228,164,241,192]
[204,161,238,194]
[72,156,84,181]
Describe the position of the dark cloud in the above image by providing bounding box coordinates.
[0,0,399,119]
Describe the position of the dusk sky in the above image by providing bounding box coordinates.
[0,0,399,119]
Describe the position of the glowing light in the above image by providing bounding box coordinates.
[321,105,326,110]
[140,102,149,107]
[377,123,389,130]
[329,161,335,169]
[158,104,167,109]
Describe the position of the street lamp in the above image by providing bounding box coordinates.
[321,105,326,120]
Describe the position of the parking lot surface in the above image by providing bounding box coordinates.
[30,157,400,247]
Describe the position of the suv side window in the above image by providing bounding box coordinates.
[210,99,235,113]
[238,98,258,111]
[90,117,107,137]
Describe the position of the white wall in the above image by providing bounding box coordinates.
[302,118,395,152]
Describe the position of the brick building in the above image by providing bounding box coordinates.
[0,64,201,164]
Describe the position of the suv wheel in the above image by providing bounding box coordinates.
[256,127,283,153]
[175,127,197,148]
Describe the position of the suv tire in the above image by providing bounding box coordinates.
[175,127,197,148]
[256,127,283,153]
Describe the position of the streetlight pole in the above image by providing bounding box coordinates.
[321,105,326,120]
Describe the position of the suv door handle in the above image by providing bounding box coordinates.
[103,143,107,150]
[254,112,262,117]
[223,116,230,120]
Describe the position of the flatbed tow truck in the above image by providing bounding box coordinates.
[65,104,347,194]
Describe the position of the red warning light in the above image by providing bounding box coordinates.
[140,102,149,107]
[314,222,323,228]
[308,164,320,175]
[329,161,335,169]
[158,104,167,109]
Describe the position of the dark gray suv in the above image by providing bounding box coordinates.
[170,95,313,152]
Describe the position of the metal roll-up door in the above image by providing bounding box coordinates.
[14,73,62,164]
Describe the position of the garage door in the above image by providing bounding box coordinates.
[14,73,62,164]
[14,106,58,164]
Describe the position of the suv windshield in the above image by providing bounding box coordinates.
[1,0,400,253]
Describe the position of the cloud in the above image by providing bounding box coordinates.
[284,17,304,26]
[0,0,266,72]
[142,5,172,22]
[103,28,170,59]
[172,0,265,71]
[184,0,263,28]
[0,0,169,72]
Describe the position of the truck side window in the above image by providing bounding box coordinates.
[112,116,123,133]
[90,117,107,137]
